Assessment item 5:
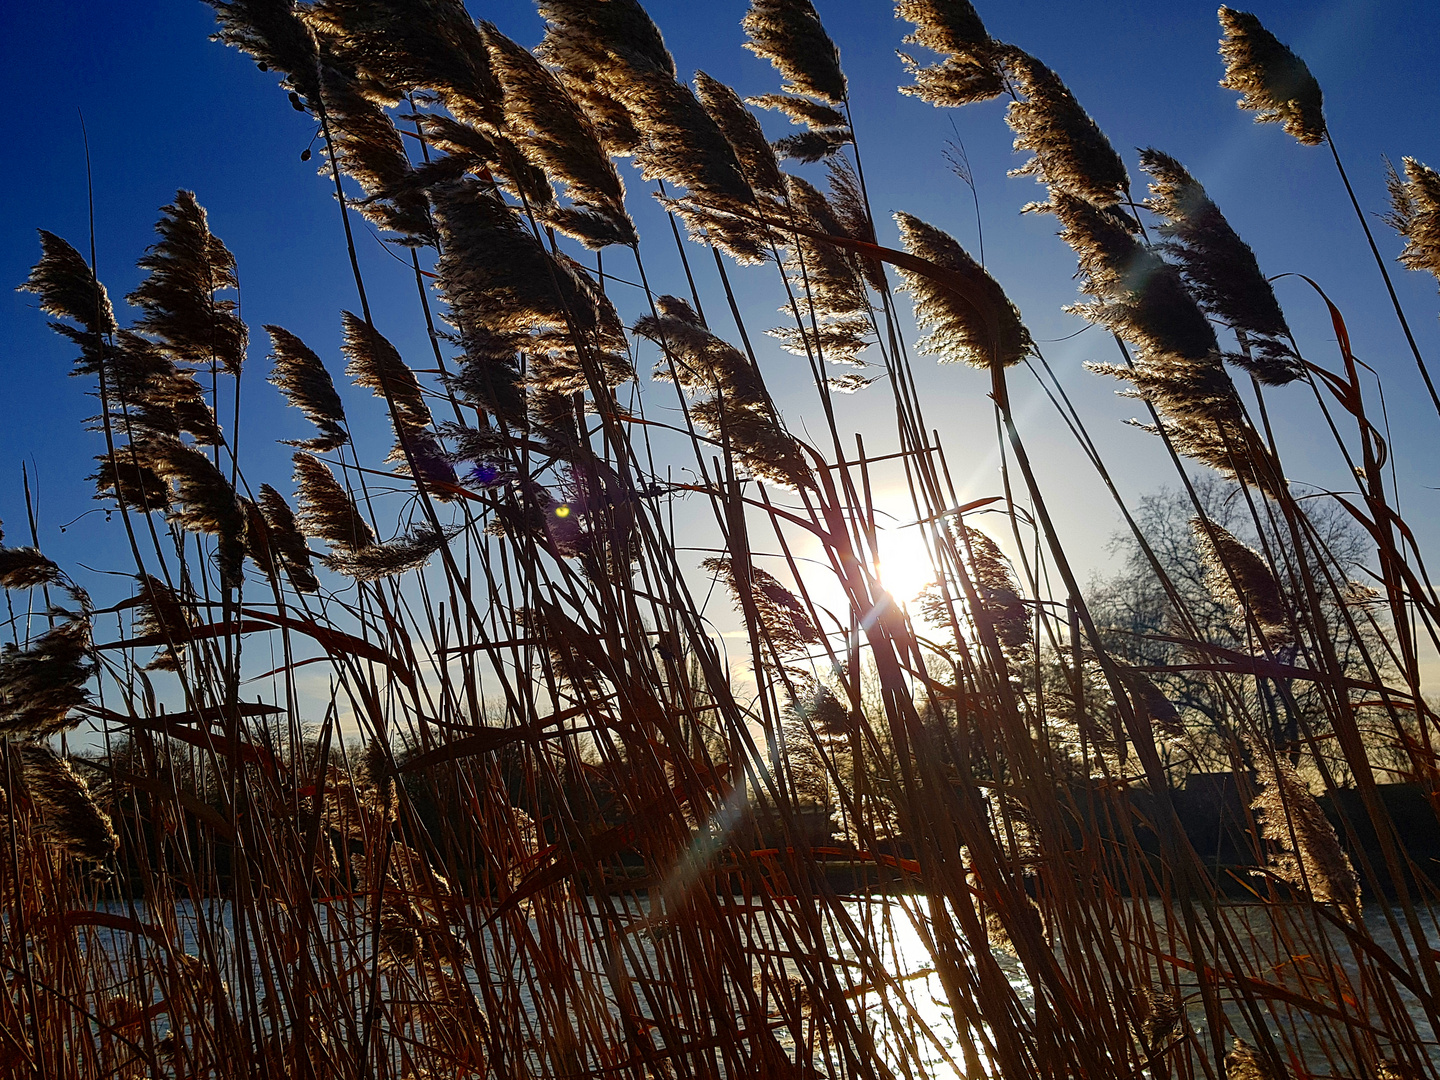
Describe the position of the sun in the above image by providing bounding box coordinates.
[874,524,938,606]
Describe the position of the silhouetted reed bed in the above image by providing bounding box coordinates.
[6,1,1440,1077]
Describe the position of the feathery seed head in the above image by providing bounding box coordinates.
[1140,148,1300,384]
[144,436,248,589]
[1192,518,1292,648]
[742,0,847,105]
[697,75,786,198]
[258,484,320,593]
[127,192,248,377]
[293,452,375,553]
[894,213,1032,367]
[133,574,194,672]
[266,325,350,451]
[21,231,118,377]
[1249,745,1360,917]
[19,744,118,863]
[327,525,447,580]
[705,556,820,659]
[0,547,63,592]
[1004,49,1129,207]
[1385,157,1440,290]
[1219,7,1325,146]
[895,0,1005,107]
[0,618,93,739]
[341,311,432,437]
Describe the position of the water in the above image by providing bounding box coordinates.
[71,894,1439,1077]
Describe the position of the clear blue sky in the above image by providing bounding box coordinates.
[3,0,1439,599]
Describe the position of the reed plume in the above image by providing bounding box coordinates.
[773,126,853,164]
[1114,663,1184,737]
[19,231,117,377]
[895,0,1006,107]
[325,525,446,580]
[93,449,172,513]
[1385,157,1440,290]
[340,312,431,437]
[779,176,868,325]
[1250,745,1360,917]
[0,618,93,739]
[704,555,820,661]
[1137,986,1183,1049]
[317,63,434,243]
[133,574,195,672]
[204,0,322,103]
[742,0,848,106]
[1218,7,1325,147]
[1140,148,1301,384]
[266,325,350,452]
[1005,48,1128,208]
[0,544,62,591]
[1192,517,1292,649]
[536,0,676,157]
[746,92,853,164]
[305,0,503,127]
[128,191,248,377]
[482,24,637,249]
[747,93,845,130]
[894,212,1032,367]
[964,525,1032,655]
[144,435,248,589]
[635,296,811,488]
[107,332,225,446]
[18,743,119,864]
[293,451,375,552]
[257,483,320,593]
[696,74,786,198]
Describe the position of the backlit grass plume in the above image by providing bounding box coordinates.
[317,63,434,243]
[1218,7,1325,147]
[0,618,93,739]
[1250,745,1360,917]
[742,0,848,106]
[696,73,786,198]
[306,0,503,128]
[204,0,322,103]
[19,231,117,377]
[1005,48,1129,208]
[0,542,62,592]
[106,332,224,446]
[482,23,636,249]
[18,743,118,864]
[636,295,811,488]
[325,525,446,580]
[704,555,820,661]
[340,312,432,439]
[128,191,248,377]
[964,525,1031,655]
[293,451,376,553]
[144,435,249,590]
[257,483,320,593]
[266,325,350,452]
[132,574,195,672]
[536,0,676,156]
[1192,517,1293,649]
[895,0,1006,107]
[1385,157,1440,290]
[1140,148,1301,384]
[894,212,1032,367]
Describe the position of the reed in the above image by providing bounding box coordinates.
[5,2,1440,1079]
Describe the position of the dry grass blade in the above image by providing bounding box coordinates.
[1218,7,1326,147]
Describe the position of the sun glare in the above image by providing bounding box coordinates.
[874,524,938,606]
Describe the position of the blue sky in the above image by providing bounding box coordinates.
[2,0,1439,610]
